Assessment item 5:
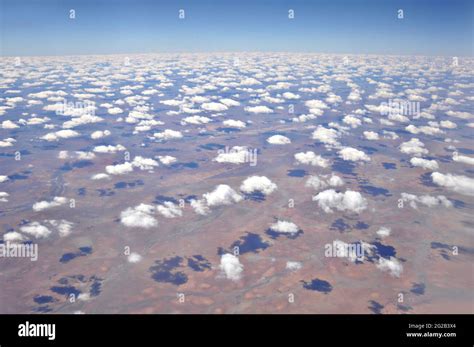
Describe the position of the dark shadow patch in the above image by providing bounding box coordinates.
[59,247,92,263]
[266,228,303,240]
[171,162,199,169]
[397,304,412,312]
[97,188,115,197]
[359,146,378,154]
[154,195,179,204]
[354,221,370,230]
[457,148,474,155]
[60,160,94,171]
[187,255,211,272]
[33,306,53,313]
[332,159,356,176]
[184,195,198,203]
[59,252,79,263]
[368,300,384,314]
[458,246,474,255]
[114,180,144,189]
[50,286,81,297]
[360,185,391,197]
[287,169,307,177]
[301,278,333,293]
[430,242,450,250]
[199,143,226,151]
[33,295,56,304]
[217,127,241,133]
[244,191,266,202]
[77,188,87,196]
[149,256,188,286]
[7,172,29,181]
[440,252,451,260]
[330,218,351,232]
[420,172,437,187]
[231,233,270,254]
[153,147,179,153]
[89,276,103,297]
[452,199,466,209]
[410,283,425,295]
[372,242,396,258]
[382,162,397,170]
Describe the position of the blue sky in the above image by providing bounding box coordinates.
[0,0,472,56]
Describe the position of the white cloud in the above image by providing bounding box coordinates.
[376,227,391,238]
[223,119,246,128]
[128,252,143,263]
[189,184,243,214]
[46,219,74,237]
[405,124,443,136]
[376,257,403,277]
[339,147,370,162]
[431,172,474,196]
[305,174,344,191]
[190,199,210,215]
[214,146,249,165]
[453,153,474,165]
[363,131,379,140]
[410,157,439,170]
[245,105,273,114]
[286,261,302,271]
[181,115,212,125]
[400,193,453,209]
[270,220,299,235]
[120,204,158,228]
[58,151,95,160]
[382,130,399,140]
[292,114,317,123]
[91,173,110,180]
[157,155,177,165]
[342,115,361,128]
[105,162,134,175]
[107,107,123,114]
[91,130,111,139]
[267,135,291,145]
[219,254,243,281]
[203,184,242,207]
[20,222,52,239]
[1,120,19,129]
[0,138,15,147]
[312,126,340,146]
[41,129,80,141]
[399,138,428,157]
[240,77,261,86]
[3,231,27,242]
[201,102,228,112]
[305,99,328,110]
[440,120,457,129]
[313,189,368,213]
[132,156,159,170]
[294,151,329,168]
[153,129,183,140]
[0,192,9,202]
[446,110,472,119]
[240,176,277,195]
[219,99,240,107]
[62,114,103,129]
[32,196,67,211]
[93,144,126,153]
[282,92,300,99]
[156,201,182,218]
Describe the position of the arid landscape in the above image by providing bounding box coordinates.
[0,53,473,313]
